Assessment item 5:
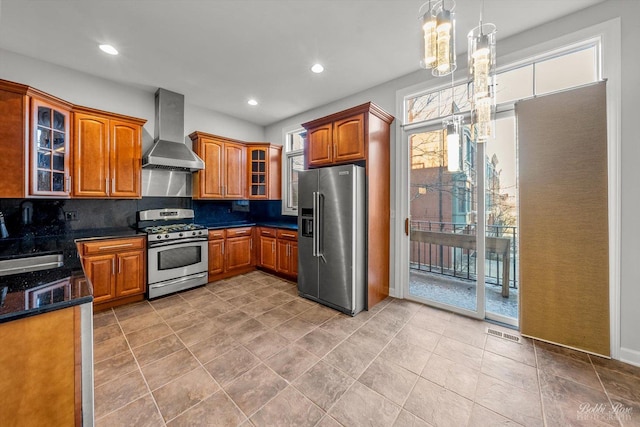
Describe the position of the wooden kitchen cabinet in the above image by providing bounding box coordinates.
[207,227,254,281]
[30,97,73,196]
[247,143,282,200]
[0,80,74,198]
[190,131,247,199]
[72,107,145,198]
[225,227,253,271]
[78,236,146,311]
[0,306,83,426]
[258,227,277,271]
[208,229,225,276]
[302,102,394,309]
[276,229,298,277]
[304,112,365,167]
[257,227,297,278]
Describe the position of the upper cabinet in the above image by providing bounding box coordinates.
[302,103,393,170]
[0,78,146,199]
[190,131,247,199]
[31,98,72,197]
[0,80,74,198]
[190,132,283,201]
[305,113,365,167]
[247,143,282,200]
[72,107,146,198]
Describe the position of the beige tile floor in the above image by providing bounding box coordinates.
[92,271,640,427]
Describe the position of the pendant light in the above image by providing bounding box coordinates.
[419,0,457,76]
[444,74,462,172]
[468,2,496,142]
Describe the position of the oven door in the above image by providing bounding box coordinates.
[147,239,208,297]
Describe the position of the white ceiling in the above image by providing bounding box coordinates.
[0,0,604,126]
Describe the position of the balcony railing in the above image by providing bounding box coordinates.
[409,220,518,291]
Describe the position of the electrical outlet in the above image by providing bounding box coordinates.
[65,211,78,221]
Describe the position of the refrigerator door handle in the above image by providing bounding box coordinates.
[317,192,327,263]
[312,191,318,257]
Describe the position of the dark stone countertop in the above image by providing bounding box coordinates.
[0,227,143,324]
[204,221,298,231]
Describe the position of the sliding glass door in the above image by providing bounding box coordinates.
[404,115,519,325]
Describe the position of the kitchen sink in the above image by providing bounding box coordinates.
[0,254,64,276]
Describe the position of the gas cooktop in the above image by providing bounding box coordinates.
[142,223,206,235]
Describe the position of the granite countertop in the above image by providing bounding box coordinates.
[205,221,298,231]
[0,226,144,324]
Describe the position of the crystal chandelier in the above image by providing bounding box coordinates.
[419,0,457,76]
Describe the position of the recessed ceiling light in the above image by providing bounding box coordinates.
[99,44,118,55]
[248,99,258,106]
[311,63,324,74]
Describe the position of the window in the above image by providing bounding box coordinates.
[404,42,600,126]
[282,128,305,215]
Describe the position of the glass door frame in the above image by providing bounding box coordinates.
[400,120,486,320]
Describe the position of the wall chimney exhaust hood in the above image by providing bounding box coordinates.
[142,88,204,172]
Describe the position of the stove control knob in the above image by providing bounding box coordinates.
[165,234,169,239]
[156,235,162,240]
[179,233,183,237]
[199,231,204,235]
[192,231,196,236]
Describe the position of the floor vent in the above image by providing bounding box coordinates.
[487,327,521,344]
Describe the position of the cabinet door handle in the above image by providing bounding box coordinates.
[112,178,115,192]
[281,233,295,238]
[66,176,71,193]
[272,241,275,253]
[112,259,115,276]
[327,144,330,159]
[118,257,122,274]
[106,178,109,195]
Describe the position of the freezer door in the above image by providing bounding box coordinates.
[317,165,357,311]
[297,169,319,298]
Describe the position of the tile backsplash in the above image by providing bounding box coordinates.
[0,198,295,238]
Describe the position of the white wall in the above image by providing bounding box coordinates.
[265,0,640,365]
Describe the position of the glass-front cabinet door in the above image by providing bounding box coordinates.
[249,147,267,197]
[31,98,71,196]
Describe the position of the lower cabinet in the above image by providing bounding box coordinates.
[258,228,277,270]
[258,227,298,278]
[0,304,92,426]
[78,236,146,311]
[208,227,254,281]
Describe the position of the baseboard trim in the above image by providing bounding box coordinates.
[619,347,640,367]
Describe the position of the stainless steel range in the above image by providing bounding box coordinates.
[138,208,208,299]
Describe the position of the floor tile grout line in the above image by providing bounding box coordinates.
[94,304,167,426]
[157,273,298,425]
[588,354,625,427]
[308,301,427,423]
[533,341,551,427]
[147,292,250,426]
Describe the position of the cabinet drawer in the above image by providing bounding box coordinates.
[226,227,252,238]
[277,229,298,241]
[208,229,226,240]
[259,227,277,238]
[79,237,145,256]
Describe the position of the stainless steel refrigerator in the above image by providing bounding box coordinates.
[297,164,366,316]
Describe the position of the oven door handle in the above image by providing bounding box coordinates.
[149,273,208,289]
[148,237,208,248]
